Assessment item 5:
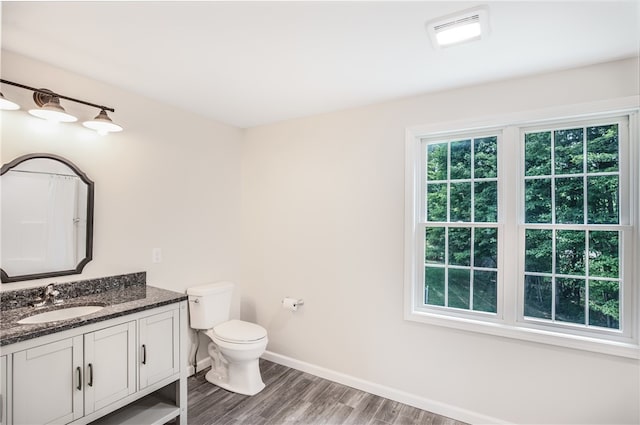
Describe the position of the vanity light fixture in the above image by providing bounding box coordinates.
[28,89,78,122]
[83,109,123,134]
[0,92,20,110]
[427,6,490,48]
[0,79,123,134]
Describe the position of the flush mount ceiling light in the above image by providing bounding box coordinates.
[0,79,123,134]
[0,92,20,110]
[427,6,489,48]
[83,109,123,134]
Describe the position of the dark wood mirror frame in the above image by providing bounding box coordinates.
[1,153,94,283]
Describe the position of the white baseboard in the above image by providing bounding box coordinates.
[262,350,507,425]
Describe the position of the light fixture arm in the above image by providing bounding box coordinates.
[0,79,115,113]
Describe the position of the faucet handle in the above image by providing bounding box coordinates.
[32,283,63,307]
[49,286,62,304]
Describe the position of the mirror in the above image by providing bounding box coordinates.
[1,153,94,283]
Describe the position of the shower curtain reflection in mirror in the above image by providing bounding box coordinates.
[1,170,84,276]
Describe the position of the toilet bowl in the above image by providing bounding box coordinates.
[203,320,268,395]
[187,282,268,396]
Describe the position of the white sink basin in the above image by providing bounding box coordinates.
[18,305,104,324]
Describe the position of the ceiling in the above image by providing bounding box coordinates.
[2,1,639,128]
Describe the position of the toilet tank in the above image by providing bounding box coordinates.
[186,281,235,329]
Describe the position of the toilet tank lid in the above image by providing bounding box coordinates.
[186,281,235,297]
[214,319,267,342]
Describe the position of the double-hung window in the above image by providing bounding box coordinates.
[404,100,639,357]
[422,134,500,316]
[521,119,631,333]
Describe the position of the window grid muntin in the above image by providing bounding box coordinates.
[408,108,637,352]
[523,228,623,329]
[424,226,498,312]
[523,123,621,226]
[521,119,625,332]
[425,136,498,224]
[423,134,499,314]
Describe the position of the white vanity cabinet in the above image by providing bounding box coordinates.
[12,336,83,424]
[83,321,137,415]
[139,309,179,389]
[2,301,187,425]
[11,321,137,424]
[1,355,6,425]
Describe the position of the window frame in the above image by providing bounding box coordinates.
[404,97,640,359]
[418,130,503,320]
[517,116,633,340]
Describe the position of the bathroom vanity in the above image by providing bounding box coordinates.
[0,273,188,425]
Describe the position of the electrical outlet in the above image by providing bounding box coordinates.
[152,248,162,263]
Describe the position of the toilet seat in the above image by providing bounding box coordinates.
[213,319,267,344]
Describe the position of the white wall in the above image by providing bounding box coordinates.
[3,48,639,424]
[1,50,245,369]
[240,58,640,424]
[1,50,244,304]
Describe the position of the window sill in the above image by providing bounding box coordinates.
[405,309,640,359]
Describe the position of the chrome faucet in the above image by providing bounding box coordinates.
[33,283,63,308]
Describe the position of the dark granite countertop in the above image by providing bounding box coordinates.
[0,272,187,347]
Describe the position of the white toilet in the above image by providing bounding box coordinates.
[187,281,268,396]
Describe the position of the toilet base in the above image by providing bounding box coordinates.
[205,359,265,396]
[201,327,268,396]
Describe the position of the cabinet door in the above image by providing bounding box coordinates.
[138,309,179,389]
[12,336,83,424]
[84,321,136,415]
[1,355,6,425]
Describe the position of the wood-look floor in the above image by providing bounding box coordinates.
[185,359,467,425]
